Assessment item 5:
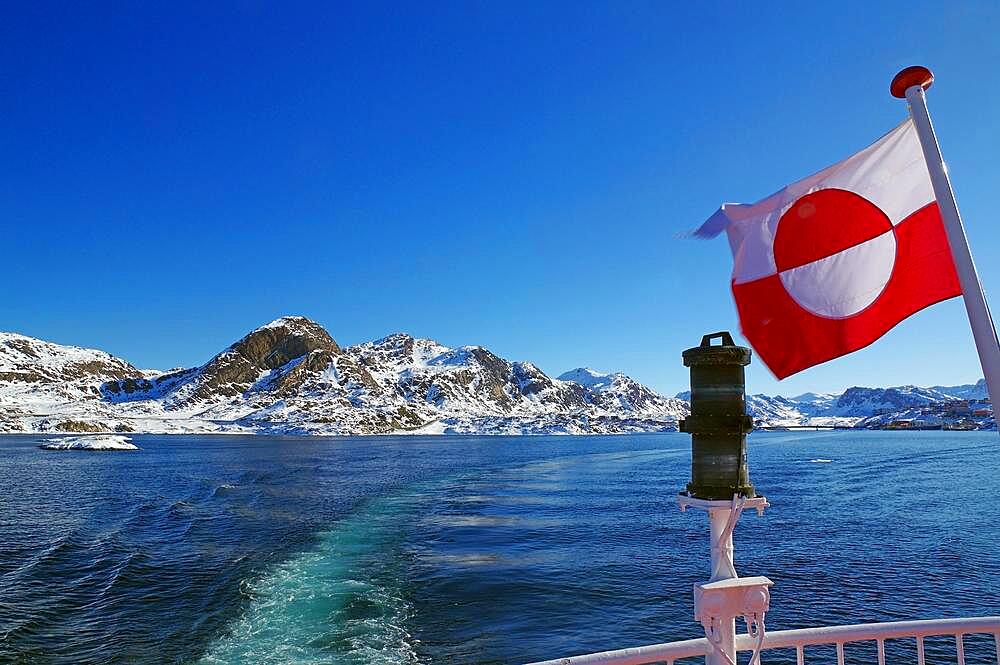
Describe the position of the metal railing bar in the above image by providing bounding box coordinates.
[955,633,966,665]
[731,617,1000,651]
[525,638,710,665]
[836,642,845,665]
[525,617,1000,665]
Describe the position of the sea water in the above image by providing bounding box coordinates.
[0,431,997,664]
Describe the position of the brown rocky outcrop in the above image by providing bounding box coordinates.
[170,316,341,407]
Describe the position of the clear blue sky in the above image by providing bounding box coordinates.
[2,2,997,397]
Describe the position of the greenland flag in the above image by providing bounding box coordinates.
[698,119,961,379]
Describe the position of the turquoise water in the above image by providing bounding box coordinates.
[1,432,998,663]
[200,492,421,664]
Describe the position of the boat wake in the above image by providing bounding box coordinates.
[199,494,420,665]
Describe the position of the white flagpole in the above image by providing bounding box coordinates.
[891,66,1000,414]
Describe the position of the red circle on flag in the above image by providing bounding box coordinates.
[773,188,894,272]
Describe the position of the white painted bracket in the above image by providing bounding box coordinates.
[695,576,773,649]
[677,494,769,516]
[695,576,773,624]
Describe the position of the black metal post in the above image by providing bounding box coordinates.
[680,332,755,500]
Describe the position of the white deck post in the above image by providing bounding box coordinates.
[679,495,769,665]
[707,505,737,665]
[708,504,737,583]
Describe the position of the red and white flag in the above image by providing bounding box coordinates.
[697,119,961,379]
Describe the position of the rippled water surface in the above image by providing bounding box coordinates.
[1,431,998,664]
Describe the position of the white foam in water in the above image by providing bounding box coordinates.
[199,495,420,665]
[810,458,834,463]
[38,435,139,451]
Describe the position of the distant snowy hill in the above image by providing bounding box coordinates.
[0,332,141,433]
[725,383,991,429]
[0,318,990,435]
[930,379,988,400]
[557,368,688,418]
[557,368,614,389]
[674,391,849,427]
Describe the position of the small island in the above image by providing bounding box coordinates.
[38,435,139,451]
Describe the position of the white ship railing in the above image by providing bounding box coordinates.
[527,616,1000,665]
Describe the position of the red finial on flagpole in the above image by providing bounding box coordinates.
[890,66,934,98]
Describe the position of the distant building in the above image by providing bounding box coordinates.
[944,401,972,416]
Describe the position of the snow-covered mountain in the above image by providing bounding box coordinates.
[0,317,688,435]
[827,385,956,417]
[1,317,990,435]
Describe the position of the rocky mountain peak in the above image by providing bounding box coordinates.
[368,333,417,358]
[232,316,340,369]
[511,361,562,398]
[163,316,338,404]
[102,316,343,408]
